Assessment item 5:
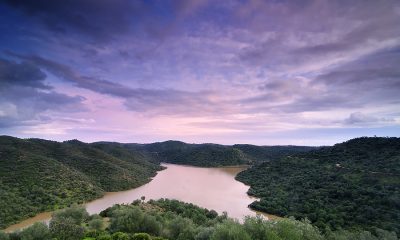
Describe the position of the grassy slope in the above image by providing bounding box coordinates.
[236,137,400,234]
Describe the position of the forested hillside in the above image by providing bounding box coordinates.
[143,141,250,167]
[2,199,397,240]
[233,144,316,163]
[0,136,162,229]
[236,137,400,235]
[128,140,315,167]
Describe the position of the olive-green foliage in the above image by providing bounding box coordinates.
[97,234,112,240]
[139,141,314,167]
[0,231,9,240]
[210,220,251,240]
[3,199,397,240]
[325,228,398,240]
[143,141,250,167]
[111,232,129,240]
[106,199,225,240]
[88,218,103,231]
[19,222,51,240]
[48,205,89,240]
[131,233,151,240]
[166,215,197,240]
[52,205,89,225]
[147,199,220,225]
[0,136,161,229]
[7,232,19,240]
[49,217,84,240]
[195,227,214,240]
[109,207,161,236]
[237,137,400,235]
[233,144,316,163]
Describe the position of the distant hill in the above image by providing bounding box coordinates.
[126,140,316,167]
[236,137,400,234]
[0,136,162,229]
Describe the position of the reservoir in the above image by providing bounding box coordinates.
[5,163,268,232]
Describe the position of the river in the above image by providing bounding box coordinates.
[5,163,273,232]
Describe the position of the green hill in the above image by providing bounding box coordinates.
[135,140,315,167]
[233,144,316,163]
[0,136,162,229]
[236,137,400,234]
[144,141,250,167]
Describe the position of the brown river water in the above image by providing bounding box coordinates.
[5,163,276,232]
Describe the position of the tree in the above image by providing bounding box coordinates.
[195,227,214,240]
[0,231,9,240]
[211,220,251,240]
[20,222,51,240]
[51,205,89,225]
[111,232,129,240]
[88,218,103,231]
[49,217,84,240]
[166,216,196,240]
[131,233,151,240]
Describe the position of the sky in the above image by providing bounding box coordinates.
[0,0,399,146]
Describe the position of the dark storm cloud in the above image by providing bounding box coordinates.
[0,58,86,127]
[1,0,209,43]
[0,59,50,89]
[2,0,144,42]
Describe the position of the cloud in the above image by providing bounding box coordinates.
[10,53,226,116]
[236,0,400,73]
[314,47,400,88]
[1,0,399,142]
[1,0,211,44]
[239,44,400,115]
[2,0,143,42]
[344,112,395,126]
[0,58,87,127]
[0,59,50,89]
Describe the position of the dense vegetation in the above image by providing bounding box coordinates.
[236,137,400,235]
[2,199,397,240]
[0,135,314,229]
[0,136,162,229]
[233,144,316,163]
[127,140,315,167]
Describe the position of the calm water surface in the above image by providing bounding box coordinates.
[5,163,266,232]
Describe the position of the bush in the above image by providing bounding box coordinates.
[0,231,9,240]
[131,233,151,240]
[20,222,51,240]
[111,232,129,240]
[211,220,251,240]
[49,217,84,240]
